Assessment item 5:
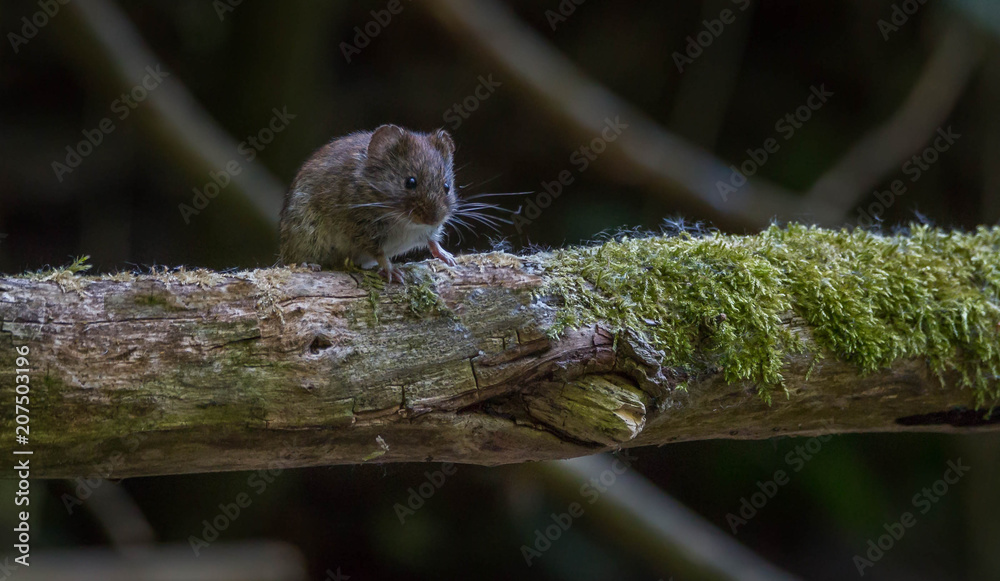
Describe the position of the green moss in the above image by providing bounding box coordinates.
[17,255,93,292]
[403,270,451,318]
[357,269,385,325]
[133,293,176,308]
[354,264,453,323]
[542,225,1000,405]
[406,278,440,316]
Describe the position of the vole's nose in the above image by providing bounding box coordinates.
[432,207,450,226]
[411,210,438,226]
[413,205,447,227]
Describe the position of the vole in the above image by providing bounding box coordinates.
[279,125,458,282]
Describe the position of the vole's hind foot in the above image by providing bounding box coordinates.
[285,262,322,272]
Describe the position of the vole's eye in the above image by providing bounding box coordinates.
[404,177,417,190]
[443,182,451,193]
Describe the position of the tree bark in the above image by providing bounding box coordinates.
[1,240,997,479]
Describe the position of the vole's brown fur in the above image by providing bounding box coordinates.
[279,125,458,281]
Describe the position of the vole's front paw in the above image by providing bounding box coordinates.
[378,266,405,284]
[429,240,457,267]
[436,250,457,267]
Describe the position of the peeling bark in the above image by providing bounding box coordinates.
[0,251,996,479]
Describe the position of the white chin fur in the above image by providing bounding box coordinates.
[382,221,440,259]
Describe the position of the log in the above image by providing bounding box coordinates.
[2,225,999,478]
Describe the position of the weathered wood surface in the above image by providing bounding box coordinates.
[0,250,996,479]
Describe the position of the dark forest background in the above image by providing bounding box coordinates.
[1,0,999,579]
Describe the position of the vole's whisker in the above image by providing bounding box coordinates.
[444,220,467,245]
[456,213,508,228]
[462,173,505,192]
[448,216,473,230]
[459,211,512,227]
[370,211,405,225]
[456,206,513,222]
[461,191,532,201]
[361,181,390,196]
[448,216,477,236]
[467,219,503,235]
[457,203,518,214]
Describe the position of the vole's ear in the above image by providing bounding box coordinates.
[368,125,405,159]
[430,128,455,157]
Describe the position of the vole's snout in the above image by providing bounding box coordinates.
[433,205,453,227]
[409,201,449,227]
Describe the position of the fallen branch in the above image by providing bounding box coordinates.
[2,226,999,478]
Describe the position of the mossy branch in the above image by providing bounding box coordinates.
[2,225,999,478]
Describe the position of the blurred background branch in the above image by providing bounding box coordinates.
[805,19,985,219]
[57,0,285,228]
[667,0,757,152]
[82,481,156,548]
[421,0,839,230]
[539,457,802,581]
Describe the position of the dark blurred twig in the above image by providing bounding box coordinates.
[83,482,156,548]
[57,0,285,227]
[21,543,309,581]
[982,51,1000,224]
[961,435,1000,580]
[421,0,838,230]
[422,1,990,230]
[539,456,802,581]
[668,0,757,151]
[805,20,984,219]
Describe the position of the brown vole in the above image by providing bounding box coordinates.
[279,125,458,282]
